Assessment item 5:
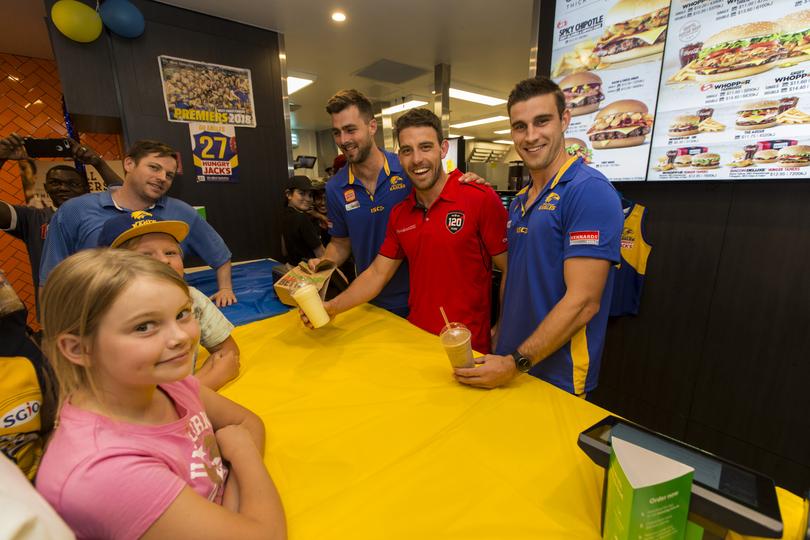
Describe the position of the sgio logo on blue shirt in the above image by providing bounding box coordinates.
[2,400,41,429]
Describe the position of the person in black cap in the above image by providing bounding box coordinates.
[282,175,325,265]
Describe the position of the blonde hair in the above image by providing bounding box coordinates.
[40,248,189,406]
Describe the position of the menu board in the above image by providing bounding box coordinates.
[648,0,810,180]
[551,0,670,181]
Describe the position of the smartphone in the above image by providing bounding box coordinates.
[23,138,72,158]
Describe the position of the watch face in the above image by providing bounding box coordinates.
[513,353,532,373]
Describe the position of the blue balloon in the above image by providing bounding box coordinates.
[100,0,145,38]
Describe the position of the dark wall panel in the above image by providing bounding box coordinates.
[591,181,810,494]
[46,0,288,261]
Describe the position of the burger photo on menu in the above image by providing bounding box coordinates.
[778,144,810,166]
[777,10,810,64]
[560,72,605,116]
[736,100,780,130]
[674,154,692,168]
[594,0,670,64]
[587,99,654,149]
[668,115,700,137]
[692,22,787,82]
[691,152,720,168]
[565,138,594,163]
[753,149,779,163]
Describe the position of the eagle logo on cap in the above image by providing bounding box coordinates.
[131,210,153,220]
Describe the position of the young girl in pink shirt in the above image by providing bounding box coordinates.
[35,249,286,540]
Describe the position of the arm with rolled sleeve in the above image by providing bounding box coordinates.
[183,213,236,306]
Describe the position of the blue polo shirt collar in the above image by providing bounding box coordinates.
[339,150,401,189]
[100,190,166,211]
[515,157,579,215]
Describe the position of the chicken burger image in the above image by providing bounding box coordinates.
[559,72,605,116]
[753,149,779,163]
[735,100,780,130]
[777,10,810,64]
[564,138,593,163]
[668,115,701,137]
[691,152,720,168]
[594,0,670,64]
[587,99,654,149]
[777,144,810,166]
[693,22,787,82]
[673,155,692,168]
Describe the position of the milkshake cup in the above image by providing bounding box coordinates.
[440,322,474,368]
[292,283,330,328]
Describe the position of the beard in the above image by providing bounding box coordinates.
[344,136,373,164]
[411,164,442,193]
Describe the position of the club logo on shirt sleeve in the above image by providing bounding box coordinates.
[569,230,600,246]
[446,211,465,234]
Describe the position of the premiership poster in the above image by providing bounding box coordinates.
[189,123,239,183]
[648,0,810,180]
[159,55,257,127]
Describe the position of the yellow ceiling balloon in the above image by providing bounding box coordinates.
[51,0,103,43]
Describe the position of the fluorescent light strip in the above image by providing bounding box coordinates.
[494,129,511,134]
[493,139,514,145]
[448,133,475,140]
[450,116,509,129]
[287,76,314,94]
[449,88,506,106]
[381,100,428,115]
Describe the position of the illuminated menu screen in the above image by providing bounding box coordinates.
[548,0,810,180]
[649,0,810,180]
[551,0,669,181]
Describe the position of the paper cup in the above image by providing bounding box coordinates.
[292,284,330,328]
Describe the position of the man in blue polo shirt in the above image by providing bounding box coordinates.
[455,77,623,395]
[310,90,412,316]
[39,140,236,306]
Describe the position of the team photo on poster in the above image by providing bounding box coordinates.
[159,55,257,127]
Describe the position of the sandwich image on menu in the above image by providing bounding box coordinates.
[691,152,720,168]
[565,138,594,163]
[736,100,780,130]
[777,10,810,65]
[594,0,670,64]
[778,145,810,166]
[673,21,788,83]
[560,72,605,116]
[668,115,700,137]
[587,99,654,149]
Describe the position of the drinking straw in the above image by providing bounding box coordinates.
[440,306,450,327]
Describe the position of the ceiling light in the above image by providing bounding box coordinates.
[449,88,506,106]
[287,76,314,94]
[331,11,346,22]
[450,116,509,129]
[381,100,428,115]
[449,133,475,140]
[493,139,514,145]
[494,129,511,134]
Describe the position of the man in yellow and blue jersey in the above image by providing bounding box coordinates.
[454,77,623,396]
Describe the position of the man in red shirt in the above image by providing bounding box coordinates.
[302,108,508,353]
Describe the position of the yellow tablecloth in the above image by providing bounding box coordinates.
[218,305,806,540]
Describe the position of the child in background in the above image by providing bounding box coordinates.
[35,249,286,539]
[97,211,240,390]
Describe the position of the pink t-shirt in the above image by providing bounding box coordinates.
[36,376,227,540]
